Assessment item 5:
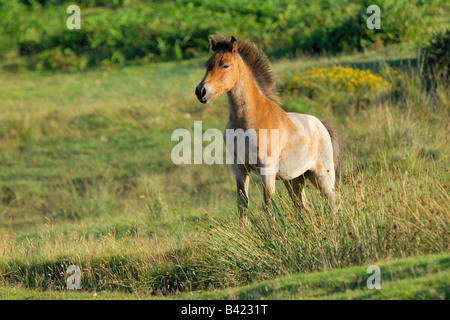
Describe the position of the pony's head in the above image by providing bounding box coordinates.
[195,35,240,104]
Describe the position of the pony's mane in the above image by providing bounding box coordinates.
[211,36,280,103]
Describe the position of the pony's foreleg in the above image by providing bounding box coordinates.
[232,164,250,226]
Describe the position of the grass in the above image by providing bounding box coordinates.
[0,42,448,298]
[180,254,450,300]
[1,254,447,300]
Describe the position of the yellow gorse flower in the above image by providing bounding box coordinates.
[284,66,393,94]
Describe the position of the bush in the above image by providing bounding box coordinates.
[282,66,401,111]
[0,0,447,71]
[31,48,89,71]
[422,29,449,85]
[284,66,392,94]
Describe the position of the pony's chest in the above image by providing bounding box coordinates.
[223,122,259,160]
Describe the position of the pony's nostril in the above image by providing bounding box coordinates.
[195,85,208,102]
[195,86,202,98]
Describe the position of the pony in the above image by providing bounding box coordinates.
[195,35,342,224]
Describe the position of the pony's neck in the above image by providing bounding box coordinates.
[226,57,270,126]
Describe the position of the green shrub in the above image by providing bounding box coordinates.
[1,0,448,71]
[31,48,89,71]
[18,0,124,8]
[422,29,449,85]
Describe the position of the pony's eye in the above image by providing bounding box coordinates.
[223,65,230,69]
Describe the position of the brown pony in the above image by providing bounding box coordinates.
[195,35,342,224]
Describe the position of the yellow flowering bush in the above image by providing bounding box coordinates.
[283,66,394,95]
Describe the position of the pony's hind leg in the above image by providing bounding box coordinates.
[308,170,337,214]
[283,174,311,212]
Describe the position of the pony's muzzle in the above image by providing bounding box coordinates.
[195,84,211,104]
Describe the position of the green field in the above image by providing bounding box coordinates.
[1,254,448,299]
[0,1,449,300]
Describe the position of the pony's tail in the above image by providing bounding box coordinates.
[322,121,343,186]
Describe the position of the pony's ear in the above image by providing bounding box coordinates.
[209,35,218,51]
[230,36,238,53]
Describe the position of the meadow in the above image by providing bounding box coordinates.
[0,1,449,300]
[1,40,448,298]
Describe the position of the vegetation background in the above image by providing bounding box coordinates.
[0,0,448,299]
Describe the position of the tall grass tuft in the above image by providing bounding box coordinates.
[190,165,448,289]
